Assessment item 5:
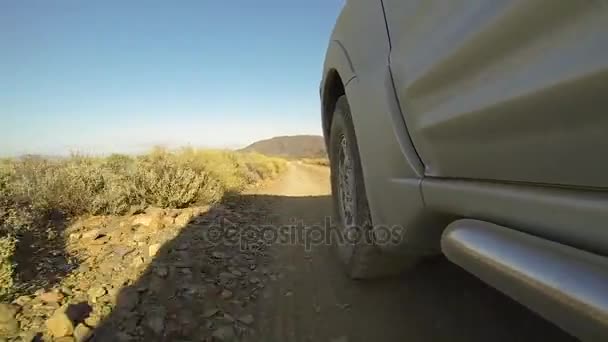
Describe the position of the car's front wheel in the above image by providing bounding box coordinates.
[329,95,413,279]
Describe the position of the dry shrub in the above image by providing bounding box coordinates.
[0,235,16,300]
[1,148,285,219]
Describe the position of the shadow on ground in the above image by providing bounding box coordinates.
[13,211,81,295]
[89,194,575,342]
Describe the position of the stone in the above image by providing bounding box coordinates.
[55,337,76,342]
[73,323,92,342]
[12,295,32,306]
[112,246,134,258]
[219,272,235,281]
[202,308,219,318]
[154,266,169,278]
[131,256,145,268]
[127,205,146,216]
[330,336,349,342]
[82,229,102,240]
[46,309,74,337]
[146,314,165,335]
[220,289,233,299]
[212,251,227,259]
[19,330,39,342]
[0,304,19,322]
[174,211,194,227]
[87,286,106,301]
[174,242,189,251]
[132,212,164,231]
[84,314,101,327]
[148,243,162,257]
[89,235,109,245]
[0,319,19,336]
[237,314,254,325]
[39,291,64,303]
[116,289,139,312]
[212,325,236,341]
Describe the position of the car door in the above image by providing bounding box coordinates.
[382,0,608,188]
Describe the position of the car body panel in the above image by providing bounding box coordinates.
[383,0,608,188]
[423,178,608,257]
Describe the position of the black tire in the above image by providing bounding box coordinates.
[329,95,414,279]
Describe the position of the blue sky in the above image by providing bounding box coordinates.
[0,0,343,156]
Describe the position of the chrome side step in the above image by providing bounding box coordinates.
[441,219,608,341]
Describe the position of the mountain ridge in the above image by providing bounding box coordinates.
[242,135,326,158]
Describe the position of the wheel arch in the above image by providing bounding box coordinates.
[321,39,356,150]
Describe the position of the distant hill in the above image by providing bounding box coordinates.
[243,135,326,158]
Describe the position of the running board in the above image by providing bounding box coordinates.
[441,219,608,341]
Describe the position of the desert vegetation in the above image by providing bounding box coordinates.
[0,148,286,301]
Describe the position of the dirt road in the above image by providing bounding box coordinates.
[249,162,575,342]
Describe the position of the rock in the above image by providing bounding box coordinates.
[19,330,39,342]
[148,243,162,257]
[55,337,76,342]
[146,314,165,335]
[112,246,134,258]
[61,287,74,296]
[220,289,233,299]
[127,205,146,216]
[0,319,19,336]
[73,323,92,342]
[0,305,18,335]
[131,256,145,268]
[87,286,106,301]
[330,336,349,342]
[174,211,194,227]
[12,295,31,306]
[82,229,102,240]
[219,272,235,281]
[116,288,139,312]
[107,287,120,301]
[222,312,235,322]
[212,325,235,341]
[132,212,164,231]
[89,235,109,245]
[202,308,219,318]
[237,314,254,325]
[174,242,189,251]
[84,315,101,327]
[46,309,74,337]
[39,291,64,303]
[0,304,19,322]
[154,266,169,278]
[212,251,227,259]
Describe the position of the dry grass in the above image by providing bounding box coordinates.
[0,148,286,298]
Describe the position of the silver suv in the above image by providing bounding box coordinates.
[320,1,608,340]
